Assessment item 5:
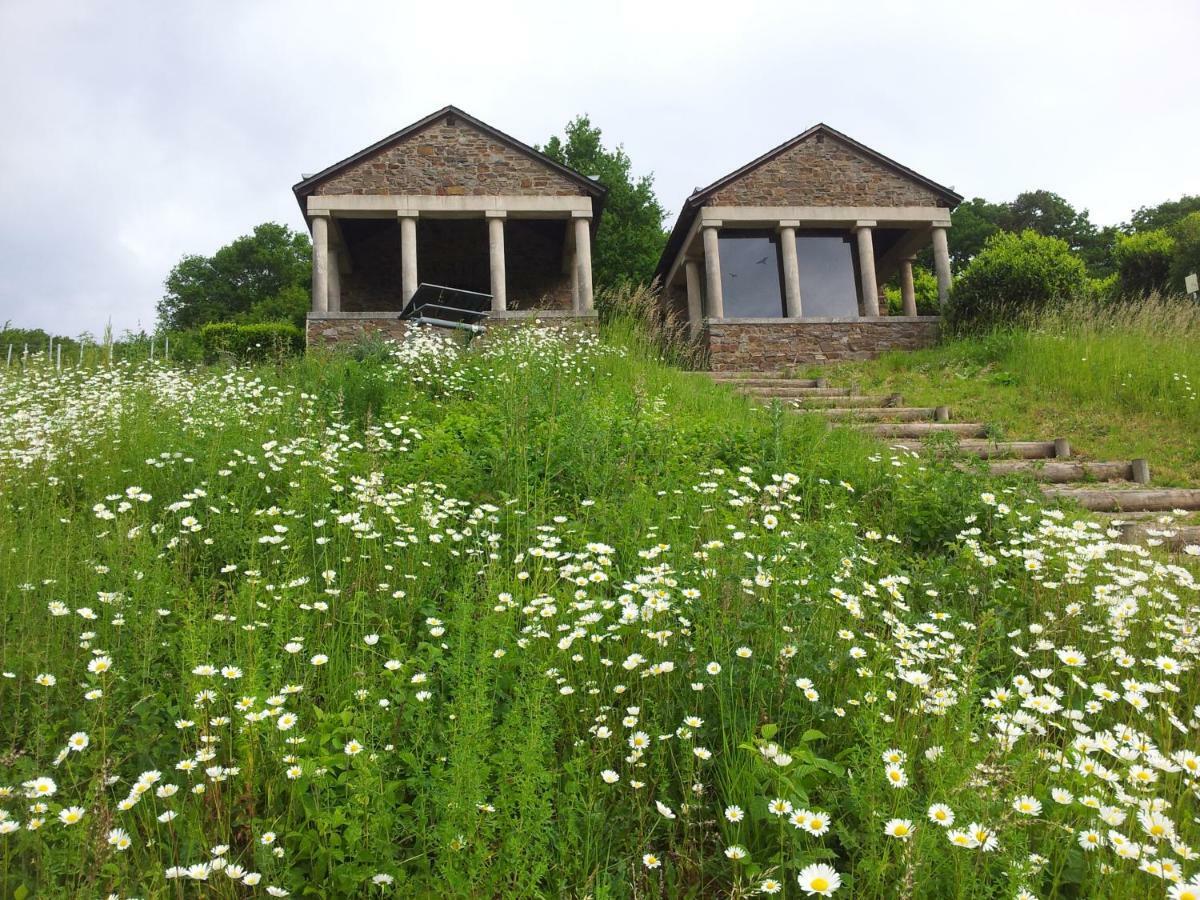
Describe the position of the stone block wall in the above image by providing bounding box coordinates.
[312,115,585,198]
[306,312,598,350]
[709,133,948,208]
[705,318,941,371]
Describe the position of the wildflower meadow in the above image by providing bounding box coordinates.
[1,321,1198,898]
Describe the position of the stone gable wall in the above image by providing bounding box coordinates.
[313,117,586,197]
[708,134,946,208]
[705,319,941,370]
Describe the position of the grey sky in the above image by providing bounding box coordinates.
[2,0,1197,336]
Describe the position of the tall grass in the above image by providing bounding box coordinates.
[0,318,1197,898]
[1006,294,1200,426]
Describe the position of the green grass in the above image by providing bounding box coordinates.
[0,309,1198,898]
[825,296,1200,485]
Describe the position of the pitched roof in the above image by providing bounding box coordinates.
[291,105,608,216]
[654,123,962,284]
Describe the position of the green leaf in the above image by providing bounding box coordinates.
[760,723,778,740]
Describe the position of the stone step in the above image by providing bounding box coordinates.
[892,439,1061,459]
[858,422,988,438]
[983,459,1150,484]
[1041,487,1200,512]
[710,375,825,388]
[821,406,943,422]
[793,394,902,408]
[745,387,852,398]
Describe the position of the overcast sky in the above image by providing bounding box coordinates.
[1,0,1197,336]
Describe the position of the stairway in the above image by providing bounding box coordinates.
[708,372,1200,553]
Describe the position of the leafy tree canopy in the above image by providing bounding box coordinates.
[948,190,1114,276]
[1127,195,1200,233]
[157,222,311,331]
[540,116,667,290]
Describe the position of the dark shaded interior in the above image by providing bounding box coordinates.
[506,219,571,310]
[334,216,573,312]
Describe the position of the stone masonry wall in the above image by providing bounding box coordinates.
[705,319,941,371]
[313,115,586,197]
[306,315,597,350]
[708,134,947,208]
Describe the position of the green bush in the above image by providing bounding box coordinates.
[1169,211,1200,293]
[1113,229,1174,298]
[199,321,304,362]
[947,229,1088,327]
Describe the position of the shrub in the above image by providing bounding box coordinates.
[199,321,304,362]
[1112,229,1175,298]
[1168,211,1200,293]
[947,229,1087,328]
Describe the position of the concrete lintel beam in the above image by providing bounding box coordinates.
[309,194,594,216]
[702,205,952,227]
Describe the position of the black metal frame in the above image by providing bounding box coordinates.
[399,283,492,334]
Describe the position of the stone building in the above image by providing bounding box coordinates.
[294,106,607,346]
[655,124,961,371]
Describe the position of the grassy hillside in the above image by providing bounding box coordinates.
[825,297,1200,485]
[0,318,1198,898]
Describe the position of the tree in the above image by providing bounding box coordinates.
[1128,195,1200,233]
[1112,230,1175,298]
[157,223,311,330]
[948,197,1005,268]
[540,116,667,290]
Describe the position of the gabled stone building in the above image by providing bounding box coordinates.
[294,106,607,346]
[655,124,961,370]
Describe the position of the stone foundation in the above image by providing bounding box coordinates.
[306,310,598,349]
[704,316,940,371]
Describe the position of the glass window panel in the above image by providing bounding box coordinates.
[795,233,861,317]
[717,231,785,317]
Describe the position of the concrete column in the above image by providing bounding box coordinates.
[900,258,917,317]
[573,214,594,312]
[399,213,418,307]
[932,225,952,308]
[487,212,506,312]
[311,214,329,313]
[328,246,341,313]
[701,223,724,319]
[684,258,703,335]
[855,221,879,316]
[778,221,802,318]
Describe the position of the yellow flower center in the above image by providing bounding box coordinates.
[811,877,829,891]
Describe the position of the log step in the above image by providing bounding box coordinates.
[793,394,903,408]
[984,460,1149,484]
[893,439,1060,459]
[1114,524,1200,551]
[707,370,786,380]
[746,387,852,398]
[710,376,825,388]
[1041,487,1200,512]
[821,407,940,422]
[859,422,989,438]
